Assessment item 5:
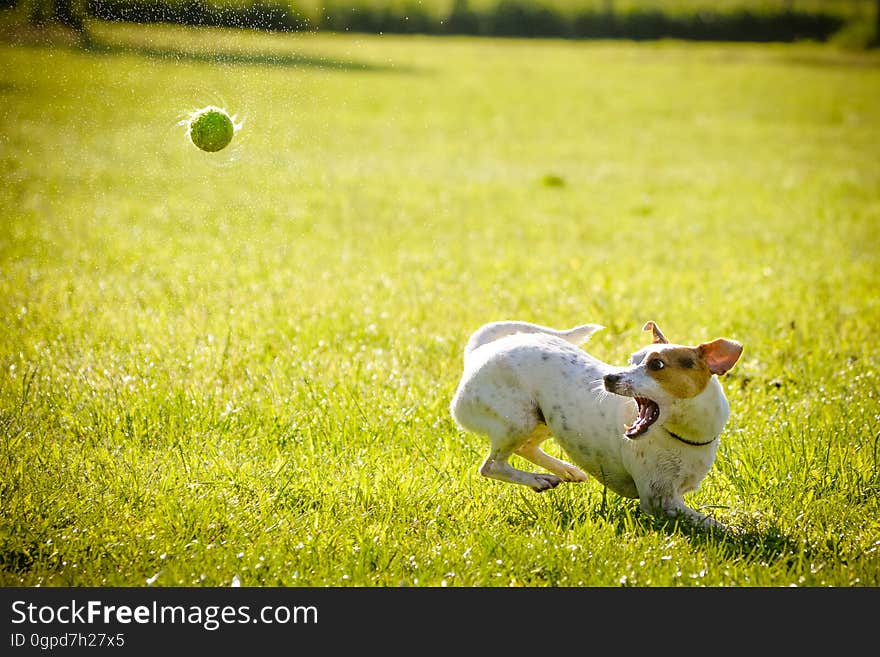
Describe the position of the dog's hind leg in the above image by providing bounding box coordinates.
[515,425,588,483]
[453,385,563,492]
[480,450,563,492]
[478,425,563,492]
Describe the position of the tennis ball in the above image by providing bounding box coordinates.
[188,106,235,152]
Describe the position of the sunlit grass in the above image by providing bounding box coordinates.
[0,20,878,586]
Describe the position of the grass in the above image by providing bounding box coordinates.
[1,16,879,587]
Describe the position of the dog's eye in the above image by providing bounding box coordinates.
[648,358,665,371]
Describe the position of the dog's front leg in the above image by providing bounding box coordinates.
[639,493,726,532]
[670,502,726,532]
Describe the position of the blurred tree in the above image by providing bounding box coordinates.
[25,0,86,31]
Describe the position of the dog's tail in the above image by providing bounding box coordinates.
[463,321,604,360]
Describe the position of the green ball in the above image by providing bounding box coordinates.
[189,107,235,152]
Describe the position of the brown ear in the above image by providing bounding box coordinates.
[643,321,668,344]
[698,339,743,375]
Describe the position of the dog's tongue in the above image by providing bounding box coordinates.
[626,397,660,438]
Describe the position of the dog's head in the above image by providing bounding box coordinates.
[603,321,743,439]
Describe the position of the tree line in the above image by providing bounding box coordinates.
[15,0,878,44]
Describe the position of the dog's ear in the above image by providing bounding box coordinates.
[698,339,743,375]
[643,321,668,344]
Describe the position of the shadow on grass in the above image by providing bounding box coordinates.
[508,489,807,567]
[0,21,413,74]
[80,37,414,74]
[604,505,808,566]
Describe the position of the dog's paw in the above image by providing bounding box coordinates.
[558,464,588,482]
[530,474,563,492]
[681,510,731,535]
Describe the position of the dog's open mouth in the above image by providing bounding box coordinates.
[626,397,660,438]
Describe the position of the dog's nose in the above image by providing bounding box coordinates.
[603,373,620,389]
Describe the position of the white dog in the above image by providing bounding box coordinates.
[449,320,743,529]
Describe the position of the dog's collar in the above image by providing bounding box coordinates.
[665,428,718,447]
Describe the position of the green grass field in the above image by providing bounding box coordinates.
[1,17,879,587]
